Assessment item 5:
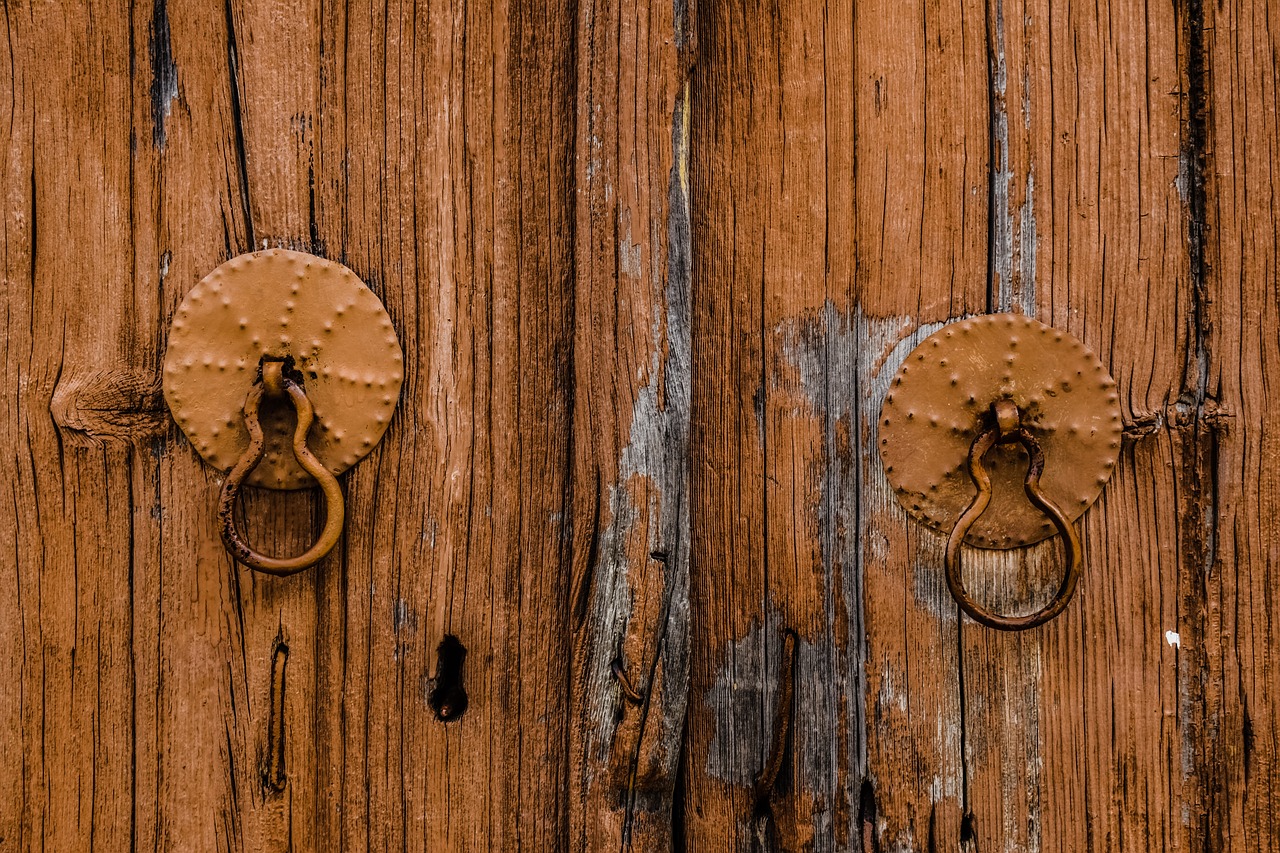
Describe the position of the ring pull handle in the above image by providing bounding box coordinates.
[944,400,1084,630]
[217,360,345,576]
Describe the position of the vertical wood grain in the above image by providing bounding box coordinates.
[310,1,577,849]
[851,0,990,847]
[4,0,1280,850]
[147,0,290,845]
[215,2,325,849]
[0,10,146,848]
[1202,0,1280,848]
[956,0,1201,850]
[567,0,693,850]
[686,0,988,848]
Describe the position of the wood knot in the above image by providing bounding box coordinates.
[51,369,166,444]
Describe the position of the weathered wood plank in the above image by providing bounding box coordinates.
[956,0,1199,850]
[1,3,185,850]
[851,0,991,848]
[5,0,585,848]
[212,2,327,849]
[309,1,578,849]
[0,9,43,848]
[567,0,693,850]
[1202,0,1280,848]
[685,0,988,847]
[132,0,317,848]
[687,2,848,846]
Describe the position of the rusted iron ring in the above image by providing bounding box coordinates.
[217,360,345,575]
[944,404,1084,630]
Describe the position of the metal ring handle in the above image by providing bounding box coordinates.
[217,362,345,576]
[944,418,1084,630]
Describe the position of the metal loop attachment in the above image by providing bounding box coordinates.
[944,401,1084,630]
[217,359,345,576]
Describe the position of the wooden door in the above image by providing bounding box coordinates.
[2,0,1277,850]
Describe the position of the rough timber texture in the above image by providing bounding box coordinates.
[567,0,693,851]
[308,3,579,849]
[2,0,1279,850]
[685,0,989,847]
[685,0,1274,852]
[956,1,1200,850]
[1201,0,1280,848]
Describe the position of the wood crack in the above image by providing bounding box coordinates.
[222,0,254,250]
[262,636,288,794]
[148,0,177,150]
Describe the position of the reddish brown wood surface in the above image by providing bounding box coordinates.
[685,0,989,847]
[956,0,1199,850]
[567,0,692,850]
[684,0,1276,851]
[1203,0,1280,848]
[1,0,1278,851]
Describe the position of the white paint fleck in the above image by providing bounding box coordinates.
[991,0,1012,314]
[877,658,908,714]
[393,599,417,632]
[1165,630,1181,648]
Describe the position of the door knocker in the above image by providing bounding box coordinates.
[877,314,1121,629]
[163,248,403,575]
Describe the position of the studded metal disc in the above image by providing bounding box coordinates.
[878,314,1121,548]
[163,248,403,489]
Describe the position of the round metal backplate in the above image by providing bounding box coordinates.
[163,249,403,489]
[878,314,1121,548]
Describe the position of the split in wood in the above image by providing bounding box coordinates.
[263,639,288,793]
[859,779,879,853]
